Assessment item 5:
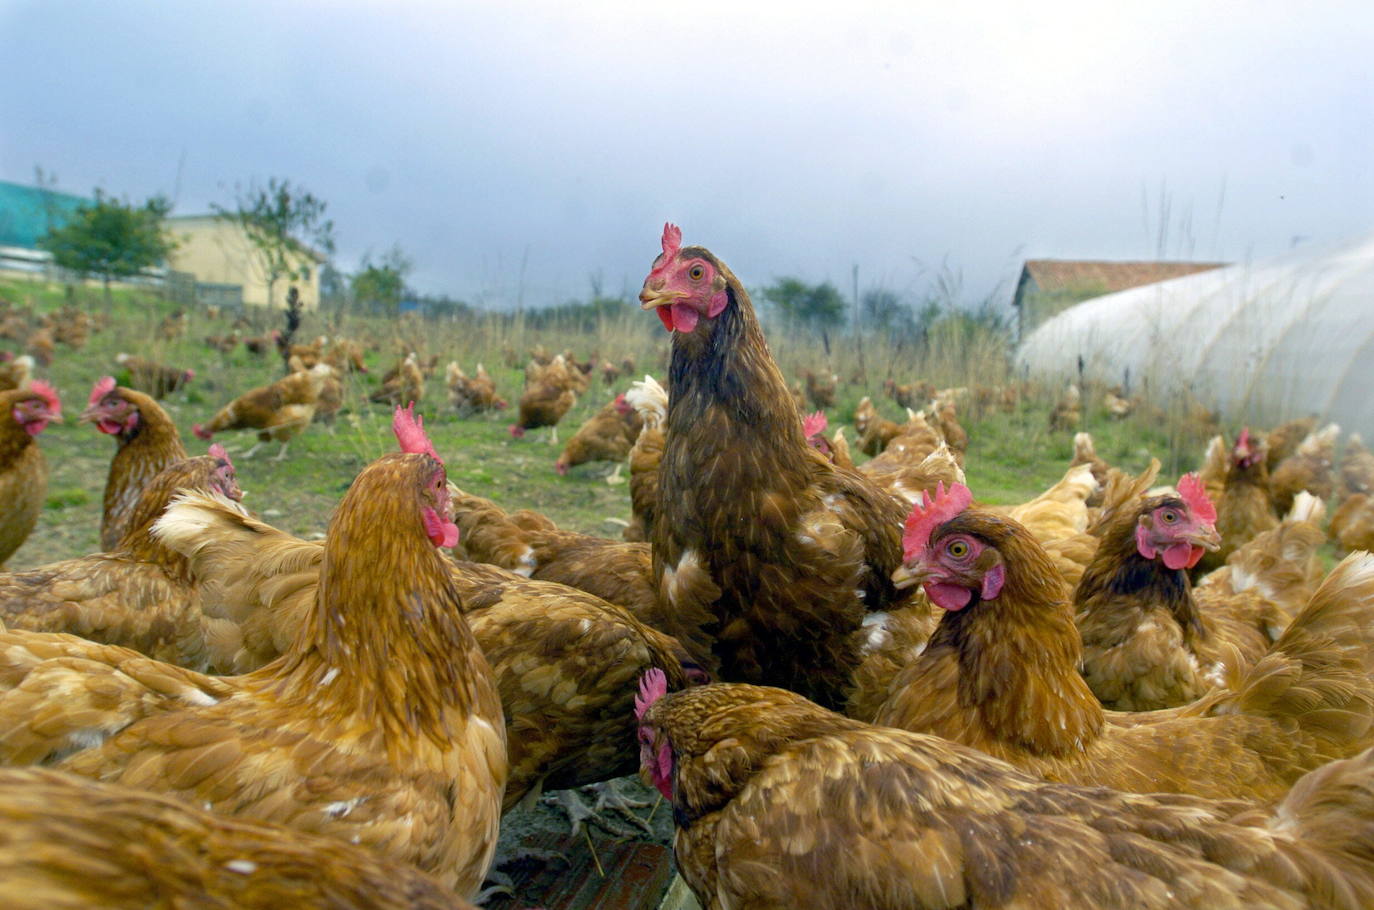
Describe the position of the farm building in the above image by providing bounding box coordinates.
[164,214,325,310]
[1018,231,1374,439]
[1012,258,1226,341]
[0,180,91,250]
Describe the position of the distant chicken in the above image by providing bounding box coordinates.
[510,370,577,441]
[24,328,53,366]
[1103,385,1134,418]
[928,397,968,459]
[83,377,190,550]
[0,410,506,897]
[854,395,902,456]
[623,375,667,542]
[242,330,279,356]
[0,354,33,392]
[866,408,946,470]
[193,364,333,459]
[1200,428,1279,573]
[203,332,240,353]
[881,377,930,410]
[876,483,1374,806]
[806,411,964,506]
[1342,433,1374,496]
[1048,381,1081,431]
[802,369,837,410]
[446,362,506,414]
[0,451,248,673]
[1265,415,1319,471]
[0,768,474,910]
[0,382,61,567]
[1269,422,1340,514]
[640,677,1374,910]
[370,353,425,407]
[114,352,195,399]
[157,309,187,341]
[325,336,369,374]
[554,392,644,475]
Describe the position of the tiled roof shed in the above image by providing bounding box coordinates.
[1013,259,1227,339]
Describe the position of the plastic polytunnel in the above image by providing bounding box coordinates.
[1017,231,1374,439]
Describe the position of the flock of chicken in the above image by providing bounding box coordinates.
[0,224,1373,908]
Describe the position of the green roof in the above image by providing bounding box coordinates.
[0,180,92,249]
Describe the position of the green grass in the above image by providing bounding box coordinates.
[1,275,1194,571]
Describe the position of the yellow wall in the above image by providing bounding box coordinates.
[164,216,322,309]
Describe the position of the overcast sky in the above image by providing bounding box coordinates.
[2,1,1371,310]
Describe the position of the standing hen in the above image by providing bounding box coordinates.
[83,377,190,551]
[0,407,506,897]
[638,224,914,709]
[193,364,332,460]
[0,382,61,568]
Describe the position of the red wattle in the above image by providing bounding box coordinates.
[656,307,674,331]
[926,582,973,611]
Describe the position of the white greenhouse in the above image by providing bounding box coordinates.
[1017,232,1374,438]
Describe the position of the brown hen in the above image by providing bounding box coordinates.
[82,377,190,550]
[0,412,506,897]
[0,767,473,910]
[0,382,61,567]
[640,679,1374,910]
[876,486,1374,805]
[0,451,249,673]
[639,225,919,709]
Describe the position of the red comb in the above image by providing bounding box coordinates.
[661,223,682,261]
[392,403,440,461]
[1176,472,1216,524]
[802,411,828,439]
[1236,427,1251,450]
[646,223,684,287]
[28,380,61,417]
[89,376,116,406]
[635,668,668,721]
[901,481,973,561]
[208,442,231,465]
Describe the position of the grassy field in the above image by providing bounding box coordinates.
[3,276,1189,571]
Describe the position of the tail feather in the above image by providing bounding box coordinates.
[1264,747,1374,907]
[152,491,322,668]
[1089,457,1161,536]
[1287,490,1327,525]
[1218,552,1374,750]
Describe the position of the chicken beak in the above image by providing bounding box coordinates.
[638,288,686,311]
[77,405,99,423]
[892,561,931,591]
[1188,526,1223,551]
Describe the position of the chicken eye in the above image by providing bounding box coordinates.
[1161,510,1178,524]
[687,264,705,281]
[947,539,969,558]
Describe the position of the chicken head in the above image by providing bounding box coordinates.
[638,223,730,333]
[1133,473,1220,570]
